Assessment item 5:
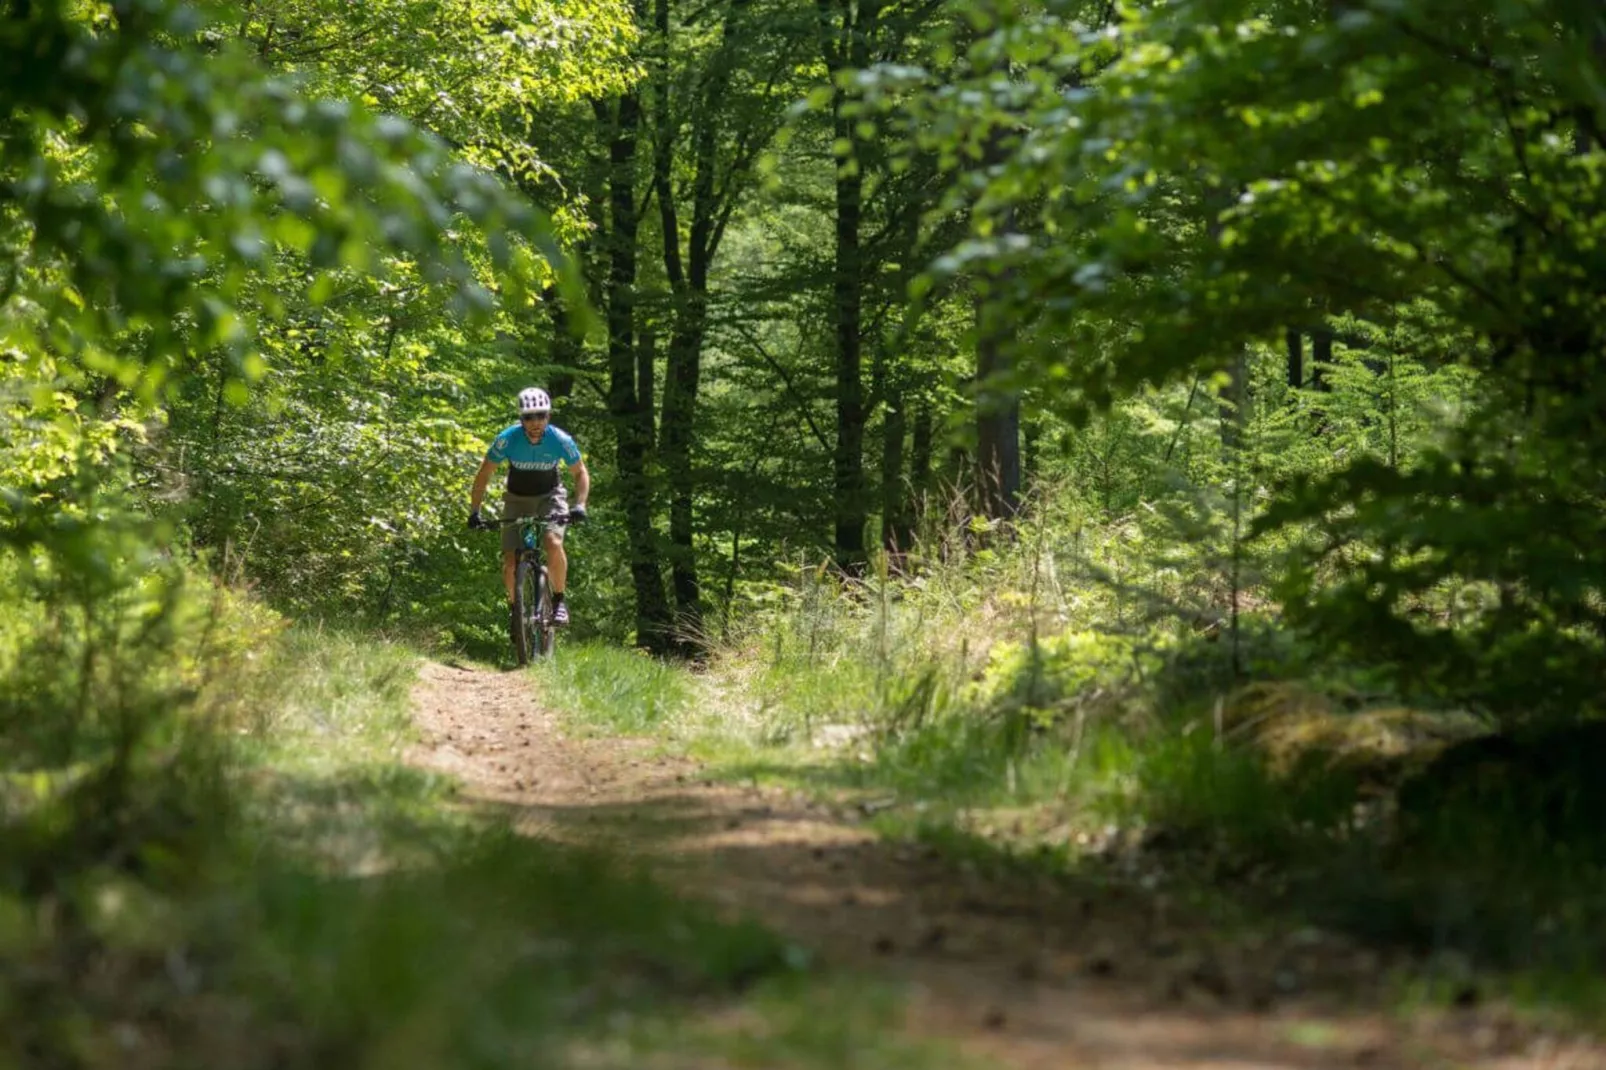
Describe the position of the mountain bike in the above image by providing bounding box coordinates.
[491,512,569,666]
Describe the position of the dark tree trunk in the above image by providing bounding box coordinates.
[819,0,872,573]
[908,407,933,532]
[831,107,866,569]
[596,91,671,651]
[655,0,746,637]
[637,314,656,451]
[1311,325,1333,391]
[1218,347,1246,449]
[1286,328,1303,389]
[975,285,1021,521]
[543,286,579,400]
[880,393,908,554]
[973,116,1020,524]
[660,294,706,631]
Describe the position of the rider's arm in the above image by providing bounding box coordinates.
[570,459,590,508]
[470,458,497,512]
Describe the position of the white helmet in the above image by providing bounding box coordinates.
[517,387,551,414]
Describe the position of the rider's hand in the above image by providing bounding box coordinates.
[568,504,588,525]
[468,509,483,530]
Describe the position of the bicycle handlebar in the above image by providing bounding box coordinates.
[476,513,572,529]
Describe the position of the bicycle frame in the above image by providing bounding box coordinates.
[490,512,570,665]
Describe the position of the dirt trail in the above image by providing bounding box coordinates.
[407,661,1605,1070]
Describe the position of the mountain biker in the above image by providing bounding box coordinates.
[468,387,589,627]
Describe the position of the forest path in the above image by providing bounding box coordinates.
[406,660,1601,1070]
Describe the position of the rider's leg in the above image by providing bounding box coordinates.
[500,492,535,602]
[544,530,567,595]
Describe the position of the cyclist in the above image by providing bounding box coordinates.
[468,387,589,627]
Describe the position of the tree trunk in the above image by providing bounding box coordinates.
[1311,325,1333,391]
[908,407,932,535]
[880,392,908,555]
[819,0,872,573]
[637,313,656,451]
[831,106,866,570]
[660,295,706,633]
[1285,328,1303,389]
[1218,347,1247,449]
[655,0,746,637]
[542,286,578,400]
[975,118,1020,523]
[597,91,671,651]
[975,287,1021,521]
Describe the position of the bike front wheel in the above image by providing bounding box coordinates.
[512,556,540,666]
[535,568,557,660]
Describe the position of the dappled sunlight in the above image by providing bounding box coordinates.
[406,660,1605,1070]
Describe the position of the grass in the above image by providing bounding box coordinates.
[612,975,977,1070]
[534,585,1606,1032]
[0,614,972,1069]
[530,641,696,735]
[222,610,1606,1036]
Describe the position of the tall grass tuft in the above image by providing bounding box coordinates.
[531,641,694,735]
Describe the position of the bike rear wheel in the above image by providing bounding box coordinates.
[511,555,540,666]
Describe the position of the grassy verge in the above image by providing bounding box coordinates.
[1,615,972,1069]
[536,608,1606,1031]
[530,640,697,736]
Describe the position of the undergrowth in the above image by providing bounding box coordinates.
[0,563,958,1068]
[543,489,1606,1025]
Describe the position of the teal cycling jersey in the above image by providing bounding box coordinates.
[486,424,583,496]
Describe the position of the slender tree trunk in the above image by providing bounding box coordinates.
[541,286,578,399]
[655,0,743,636]
[660,294,706,631]
[1285,328,1303,389]
[597,92,670,651]
[880,392,908,554]
[638,312,656,451]
[975,118,1020,523]
[1218,347,1246,449]
[1311,325,1333,391]
[975,285,1021,521]
[819,0,872,573]
[831,106,866,569]
[908,407,932,535]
